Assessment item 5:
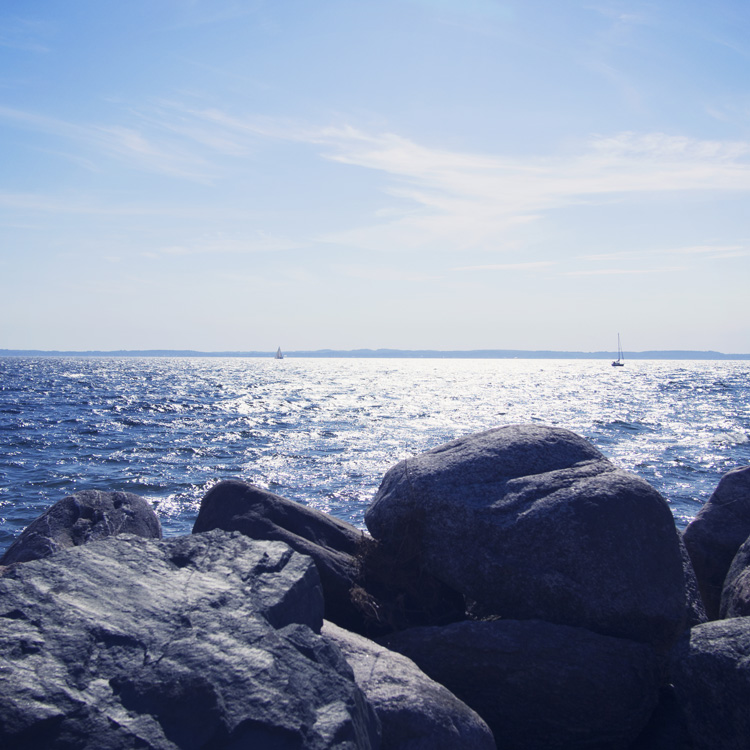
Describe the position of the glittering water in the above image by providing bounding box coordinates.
[1,356,748,554]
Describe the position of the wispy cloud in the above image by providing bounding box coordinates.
[454,261,556,272]
[662,243,749,259]
[0,105,215,180]
[333,264,442,282]
[0,191,198,218]
[564,266,685,276]
[156,233,302,256]
[4,97,750,259]
[298,126,750,252]
[583,243,749,262]
[0,17,52,54]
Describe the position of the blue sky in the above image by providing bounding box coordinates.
[1,0,749,352]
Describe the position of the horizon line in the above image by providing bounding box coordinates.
[1,348,749,360]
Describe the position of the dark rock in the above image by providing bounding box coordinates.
[719,532,750,617]
[683,465,750,619]
[349,536,467,637]
[628,687,692,750]
[670,617,750,750]
[679,535,707,627]
[322,621,494,750]
[0,531,380,749]
[366,425,687,651]
[381,618,660,750]
[194,480,364,556]
[0,489,162,565]
[193,479,465,636]
[193,479,366,631]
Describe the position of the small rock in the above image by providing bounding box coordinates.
[0,489,162,565]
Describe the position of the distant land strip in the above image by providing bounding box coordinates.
[2,348,749,360]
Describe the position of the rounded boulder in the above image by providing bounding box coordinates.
[365,424,688,650]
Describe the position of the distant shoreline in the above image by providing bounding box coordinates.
[2,348,749,360]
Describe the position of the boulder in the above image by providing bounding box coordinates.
[0,489,162,565]
[322,621,494,750]
[366,425,687,651]
[719,533,750,617]
[380,618,660,750]
[670,617,750,750]
[683,465,750,619]
[0,531,380,749]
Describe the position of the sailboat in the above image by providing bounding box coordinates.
[274,347,284,360]
[611,334,624,367]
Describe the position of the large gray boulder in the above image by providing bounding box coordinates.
[322,621,494,750]
[0,531,380,749]
[683,465,750,619]
[380,619,660,750]
[670,617,750,750]
[0,489,162,565]
[193,479,365,631]
[366,425,687,650]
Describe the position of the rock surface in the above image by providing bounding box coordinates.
[719,532,750,617]
[193,479,465,636]
[683,465,750,619]
[0,490,162,565]
[380,618,660,750]
[679,535,707,627]
[193,479,366,631]
[322,621,494,750]
[366,424,687,650]
[670,617,750,750]
[0,531,380,750]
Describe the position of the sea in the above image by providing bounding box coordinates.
[1,356,749,556]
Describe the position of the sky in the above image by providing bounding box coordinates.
[1,0,749,353]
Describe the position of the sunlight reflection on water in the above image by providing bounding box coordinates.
[0,357,748,551]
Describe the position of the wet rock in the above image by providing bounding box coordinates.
[683,465,750,619]
[0,531,380,750]
[366,424,687,651]
[670,617,750,750]
[0,489,162,566]
[322,620,494,750]
[381,618,660,750]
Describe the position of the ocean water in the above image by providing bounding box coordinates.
[1,356,748,555]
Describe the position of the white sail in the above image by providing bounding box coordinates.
[611,335,624,367]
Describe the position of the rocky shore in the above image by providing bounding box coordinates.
[1,424,749,749]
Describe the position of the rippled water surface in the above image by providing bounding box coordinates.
[1,356,748,553]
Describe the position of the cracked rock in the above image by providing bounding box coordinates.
[0,530,380,749]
